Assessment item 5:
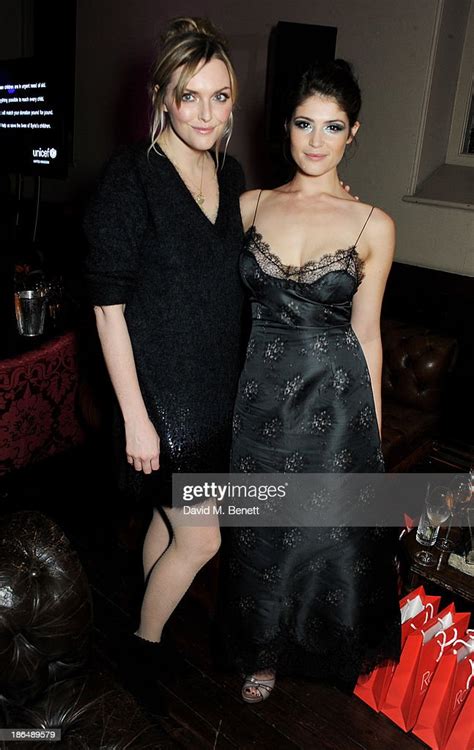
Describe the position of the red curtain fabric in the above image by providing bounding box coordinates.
[0,331,85,474]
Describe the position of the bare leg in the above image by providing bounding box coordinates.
[136,503,220,643]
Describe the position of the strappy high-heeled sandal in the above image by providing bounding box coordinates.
[241,674,276,703]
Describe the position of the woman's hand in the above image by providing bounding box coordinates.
[125,416,161,474]
[340,180,359,200]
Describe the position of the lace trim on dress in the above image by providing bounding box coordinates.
[247,226,365,286]
[218,612,401,685]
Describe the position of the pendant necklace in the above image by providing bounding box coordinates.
[194,161,205,206]
[162,146,209,206]
[182,153,205,205]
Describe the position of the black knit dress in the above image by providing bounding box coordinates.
[84,144,245,507]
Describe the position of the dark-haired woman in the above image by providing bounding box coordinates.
[218,59,401,702]
[84,18,245,712]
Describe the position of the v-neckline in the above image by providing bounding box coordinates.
[163,148,221,227]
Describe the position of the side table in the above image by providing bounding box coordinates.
[400,528,474,607]
[423,439,474,472]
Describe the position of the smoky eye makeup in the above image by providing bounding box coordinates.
[292,118,347,133]
[293,118,313,130]
[326,122,346,133]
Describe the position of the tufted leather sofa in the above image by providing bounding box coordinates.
[381,319,458,471]
[0,511,171,748]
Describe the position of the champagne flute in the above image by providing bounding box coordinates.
[467,467,474,563]
[415,485,452,566]
[456,469,474,563]
[466,505,474,565]
[436,478,464,551]
[46,274,64,328]
[452,471,473,528]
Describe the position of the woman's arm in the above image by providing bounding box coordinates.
[94,304,160,474]
[350,209,395,436]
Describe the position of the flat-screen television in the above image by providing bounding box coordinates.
[0,56,73,178]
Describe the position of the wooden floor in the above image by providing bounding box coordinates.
[1,445,438,750]
[90,566,428,750]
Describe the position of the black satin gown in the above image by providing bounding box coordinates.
[218,223,401,689]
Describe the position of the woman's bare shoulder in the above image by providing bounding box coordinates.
[240,189,265,229]
[240,188,263,206]
[361,206,396,267]
[346,199,395,236]
[366,206,395,242]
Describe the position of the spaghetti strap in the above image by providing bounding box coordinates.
[252,190,264,226]
[354,206,375,246]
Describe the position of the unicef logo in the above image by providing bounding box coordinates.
[32,146,58,160]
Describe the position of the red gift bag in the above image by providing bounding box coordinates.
[406,613,471,731]
[444,681,474,750]
[397,586,441,633]
[413,631,474,749]
[354,586,440,711]
[381,604,467,731]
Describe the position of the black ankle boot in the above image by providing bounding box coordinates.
[117,633,169,718]
[160,629,193,678]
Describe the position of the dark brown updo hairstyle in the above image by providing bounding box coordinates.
[286,58,361,127]
[149,17,238,155]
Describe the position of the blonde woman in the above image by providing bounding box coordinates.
[84,18,244,714]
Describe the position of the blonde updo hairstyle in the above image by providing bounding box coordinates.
[150,17,238,157]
